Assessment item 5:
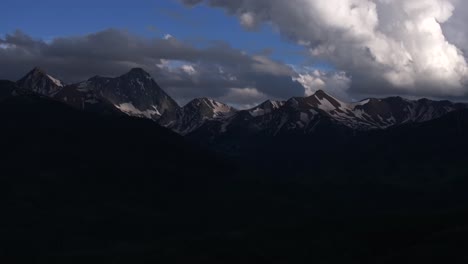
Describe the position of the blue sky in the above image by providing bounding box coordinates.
[1,0,308,65]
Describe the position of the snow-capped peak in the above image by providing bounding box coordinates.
[115,102,161,119]
[354,99,371,106]
[30,67,46,75]
[17,67,65,96]
[308,90,344,110]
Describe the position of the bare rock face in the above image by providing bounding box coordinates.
[17,67,64,96]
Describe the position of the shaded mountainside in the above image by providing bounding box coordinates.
[0,95,243,259]
[53,82,123,116]
[1,95,468,262]
[0,80,18,101]
[235,108,468,263]
[0,95,232,188]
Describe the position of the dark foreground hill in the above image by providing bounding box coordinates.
[0,95,241,260]
[1,95,468,263]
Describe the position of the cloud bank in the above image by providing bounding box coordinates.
[0,29,309,107]
[182,0,468,98]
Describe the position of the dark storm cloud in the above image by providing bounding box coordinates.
[0,29,305,106]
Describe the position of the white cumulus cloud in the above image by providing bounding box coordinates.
[293,70,352,100]
[182,0,468,99]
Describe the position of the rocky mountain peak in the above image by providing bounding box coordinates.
[17,67,64,96]
[124,68,152,79]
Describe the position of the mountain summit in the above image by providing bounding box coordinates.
[125,67,152,78]
[93,68,179,120]
[17,67,64,96]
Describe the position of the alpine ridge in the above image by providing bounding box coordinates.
[181,90,466,141]
[1,67,466,137]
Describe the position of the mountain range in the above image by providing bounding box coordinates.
[1,67,466,139]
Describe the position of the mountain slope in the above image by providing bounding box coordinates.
[53,82,125,116]
[1,94,468,262]
[0,95,239,259]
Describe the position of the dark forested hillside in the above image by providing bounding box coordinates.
[0,95,240,260]
[1,94,468,263]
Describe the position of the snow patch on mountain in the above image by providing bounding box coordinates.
[47,74,64,87]
[248,100,285,117]
[159,98,237,135]
[115,103,161,119]
[203,98,236,118]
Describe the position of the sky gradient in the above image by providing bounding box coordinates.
[1,0,305,64]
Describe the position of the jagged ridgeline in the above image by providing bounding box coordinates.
[3,67,466,137]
